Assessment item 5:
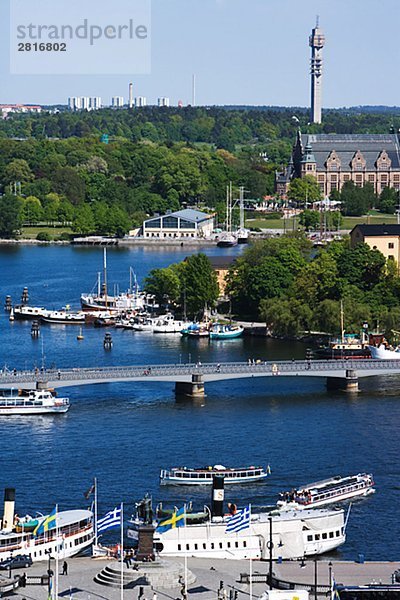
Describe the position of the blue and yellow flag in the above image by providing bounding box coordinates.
[34,506,57,536]
[156,507,185,533]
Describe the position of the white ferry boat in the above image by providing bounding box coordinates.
[277,473,375,510]
[128,488,347,560]
[41,310,86,325]
[0,390,70,416]
[153,507,346,560]
[0,490,94,562]
[160,465,270,486]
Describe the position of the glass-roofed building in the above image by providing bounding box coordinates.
[142,209,215,239]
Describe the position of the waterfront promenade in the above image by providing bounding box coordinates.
[5,556,400,600]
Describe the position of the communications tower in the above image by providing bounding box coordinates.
[309,18,325,124]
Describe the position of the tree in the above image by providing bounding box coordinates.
[288,176,321,205]
[338,243,386,291]
[21,196,43,224]
[378,187,398,214]
[3,159,34,184]
[181,254,219,316]
[299,209,320,231]
[144,265,181,306]
[340,181,376,216]
[52,167,86,205]
[0,193,23,238]
[72,204,95,235]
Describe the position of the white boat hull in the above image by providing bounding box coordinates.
[0,405,69,416]
[151,509,345,560]
[279,487,375,510]
[368,344,400,359]
[161,473,268,485]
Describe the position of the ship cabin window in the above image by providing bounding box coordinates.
[336,530,340,537]
[235,542,239,548]
[227,542,231,548]
[307,535,313,541]
[329,532,334,539]
[203,543,206,550]
[194,544,198,550]
[322,533,327,540]
[178,544,181,551]
[211,543,214,549]
[315,534,320,541]
[243,541,247,547]
[219,543,223,549]
[341,527,344,534]
[186,544,190,551]
[182,473,190,478]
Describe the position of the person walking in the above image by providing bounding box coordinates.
[62,561,68,575]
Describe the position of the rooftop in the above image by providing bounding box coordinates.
[351,224,400,236]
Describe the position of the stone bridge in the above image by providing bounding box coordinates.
[1,359,400,398]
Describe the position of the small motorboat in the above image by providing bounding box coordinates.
[182,323,210,338]
[153,314,189,334]
[210,323,244,340]
[160,464,270,486]
[277,473,375,510]
[217,233,238,248]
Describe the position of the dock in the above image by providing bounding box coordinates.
[6,556,400,600]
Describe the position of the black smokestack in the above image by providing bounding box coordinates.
[211,475,225,518]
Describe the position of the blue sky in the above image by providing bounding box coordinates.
[1,0,399,107]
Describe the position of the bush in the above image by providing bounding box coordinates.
[57,231,71,241]
[36,231,52,241]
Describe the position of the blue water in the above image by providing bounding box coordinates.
[0,245,399,560]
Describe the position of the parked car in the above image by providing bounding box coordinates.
[0,554,33,570]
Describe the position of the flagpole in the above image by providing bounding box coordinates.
[120,502,124,600]
[184,504,187,600]
[94,478,98,546]
[55,504,59,600]
[249,504,252,600]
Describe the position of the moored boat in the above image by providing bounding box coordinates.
[128,478,347,560]
[13,306,51,320]
[0,389,70,415]
[217,233,238,248]
[160,465,270,486]
[0,489,94,562]
[277,473,375,510]
[181,323,210,338]
[153,314,189,334]
[368,343,400,359]
[210,323,244,340]
[41,310,86,325]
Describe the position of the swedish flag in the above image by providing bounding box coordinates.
[156,507,185,533]
[34,506,57,536]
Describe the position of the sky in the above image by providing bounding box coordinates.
[0,0,399,107]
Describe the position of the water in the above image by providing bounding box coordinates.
[0,245,399,560]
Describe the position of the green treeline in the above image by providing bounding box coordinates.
[226,236,400,337]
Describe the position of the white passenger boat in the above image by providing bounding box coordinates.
[0,500,94,562]
[128,486,347,560]
[277,473,375,510]
[368,344,400,359]
[160,465,270,486]
[0,390,70,415]
[41,310,86,325]
[153,314,189,334]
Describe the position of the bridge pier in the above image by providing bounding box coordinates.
[175,374,205,400]
[326,369,359,393]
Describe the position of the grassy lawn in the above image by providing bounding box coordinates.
[20,226,73,240]
[246,213,398,231]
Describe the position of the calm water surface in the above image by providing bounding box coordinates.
[0,245,399,560]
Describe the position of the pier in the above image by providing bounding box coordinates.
[1,359,400,398]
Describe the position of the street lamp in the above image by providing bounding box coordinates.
[328,561,333,600]
[45,550,53,598]
[267,517,273,590]
[314,559,318,600]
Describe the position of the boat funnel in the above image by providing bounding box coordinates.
[211,475,225,519]
[3,488,15,531]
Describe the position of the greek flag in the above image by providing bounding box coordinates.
[226,505,251,534]
[97,505,122,534]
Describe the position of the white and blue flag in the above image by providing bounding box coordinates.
[97,505,122,534]
[226,505,251,534]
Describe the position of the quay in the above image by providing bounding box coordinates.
[1,359,400,398]
[3,556,400,599]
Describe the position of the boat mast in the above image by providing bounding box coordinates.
[103,248,108,309]
[340,300,345,343]
[239,185,245,230]
[226,185,229,233]
[229,181,233,233]
[97,272,101,297]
